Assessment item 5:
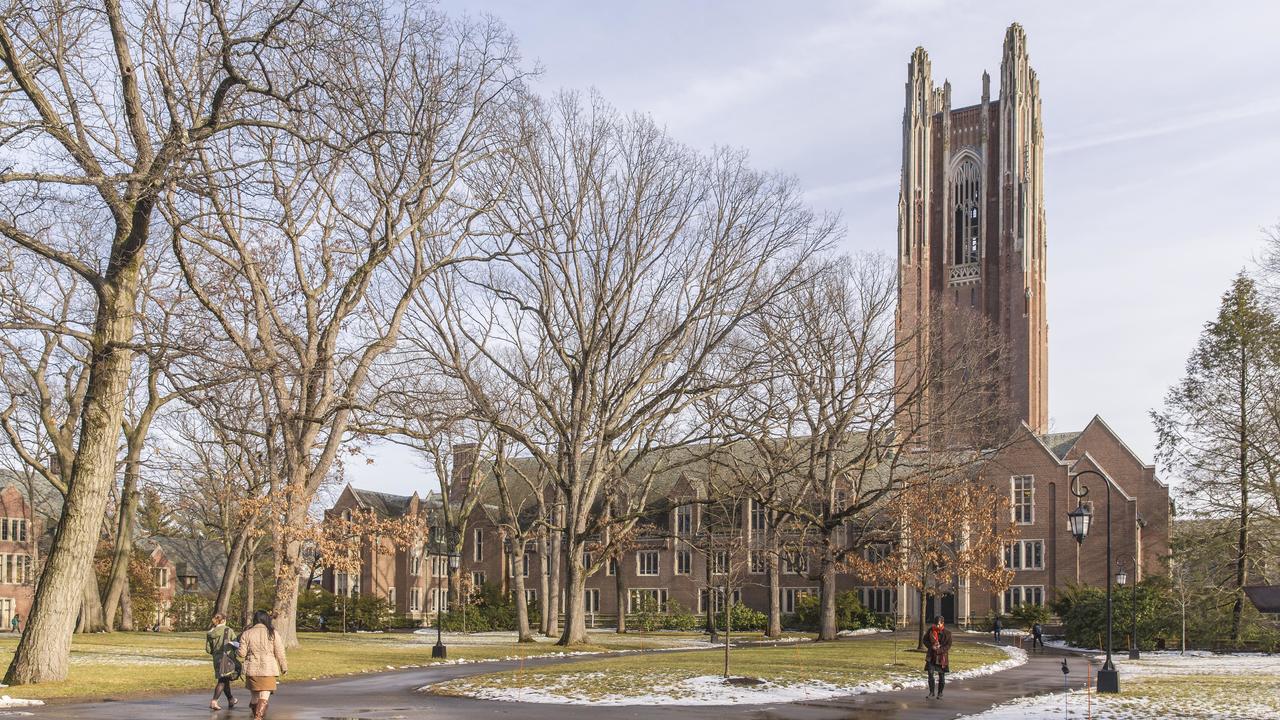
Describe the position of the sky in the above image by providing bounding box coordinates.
[344,0,1280,497]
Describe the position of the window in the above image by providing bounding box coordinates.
[582,551,593,570]
[675,505,693,537]
[336,571,349,596]
[607,557,618,576]
[782,587,817,614]
[711,551,729,575]
[410,587,421,612]
[153,567,169,589]
[431,556,448,578]
[524,589,538,605]
[750,501,767,532]
[430,587,448,613]
[834,490,847,513]
[584,588,601,613]
[749,551,768,574]
[1004,540,1044,570]
[1004,585,1044,610]
[676,550,692,575]
[473,528,484,562]
[782,552,809,576]
[388,587,396,605]
[471,571,486,587]
[521,552,531,578]
[858,587,898,614]
[952,158,981,266]
[637,550,659,576]
[698,588,741,614]
[0,519,27,543]
[1011,476,1034,524]
[628,588,667,613]
[0,555,32,585]
[409,548,422,576]
[863,543,892,564]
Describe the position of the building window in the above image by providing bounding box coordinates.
[1004,585,1044,610]
[409,548,422,576]
[782,552,809,576]
[676,550,692,575]
[698,588,741,614]
[863,543,892,564]
[430,588,448,614]
[524,588,538,605]
[952,157,981,266]
[471,571,486,587]
[521,552,531,578]
[675,505,693,537]
[410,587,421,612]
[1004,540,1044,570]
[153,567,169,589]
[637,550,659,576]
[711,551,729,575]
[585,588,601,614]
[1011,476,1034,524]
[749,551,767,574]
[335,571,349,596]
[782,587,817,614]
[750,501,767,532]
[388,587,396,605]
[857,587,897,614]
[473,528,483,562]
[0,519,27,543]
[628,588,668,613]
[607,557,618,576]
[0,555,32,585]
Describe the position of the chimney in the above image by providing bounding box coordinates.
[449,442,478,497]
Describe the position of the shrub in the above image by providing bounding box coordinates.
[663,600,701,631]
[790,591,876,631]
[168,593,215,632]
[1053,579,1180,650]
[718,602,767,632]
[438,582,539,632]
[1010,602,1051,629]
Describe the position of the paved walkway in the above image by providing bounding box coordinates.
[37,635,1095,719]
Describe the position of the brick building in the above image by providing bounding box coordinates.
[0,485,37,630]
[324,24,1170,630]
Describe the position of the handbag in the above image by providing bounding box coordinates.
[215,627,240,680]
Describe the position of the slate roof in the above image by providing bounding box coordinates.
[139,536,227,596]
[351,488,414,518]
[1040,431,1082,460]
[1244,585,1280,614]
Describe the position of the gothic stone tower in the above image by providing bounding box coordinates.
[896,23,1048,434]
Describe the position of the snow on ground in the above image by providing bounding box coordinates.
[428,643,1028,705]
[69,652,204,666]
[407,629,711,648]
[0,696,44,708]
[837,628,892,637]
[960,650,1280,720]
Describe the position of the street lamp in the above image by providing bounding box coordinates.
[1067,468,1120,693]
[430,527,462,659]
[1115,553,1139,660]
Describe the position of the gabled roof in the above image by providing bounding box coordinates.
[1244,585,1280,614]
[351,488,415,518]
[139,536,226,595]
[1039,431,1082,460]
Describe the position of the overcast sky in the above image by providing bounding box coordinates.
[344,0,1280,497]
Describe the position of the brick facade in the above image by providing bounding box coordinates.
[0,485,37,631]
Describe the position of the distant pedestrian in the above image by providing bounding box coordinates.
[9,613,18,633]
[206,613,240,711]
[239,609,288,719]
[923,615,953,700]
[1032,622,1045,649]
[992,615,1003,644]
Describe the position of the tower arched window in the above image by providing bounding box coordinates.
[952,159,981,266]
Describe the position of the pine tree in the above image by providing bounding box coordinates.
[1154,272,1279,642]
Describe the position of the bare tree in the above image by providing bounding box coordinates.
[0,0,327,682]
[407,93,831,645]
[167,7,527,646]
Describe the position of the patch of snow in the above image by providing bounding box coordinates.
[0,697,42,708]
[837,628,892,637]
[430,643,1028,705]
[69,652,204,667]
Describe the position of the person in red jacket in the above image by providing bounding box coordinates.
[923,615,953,700]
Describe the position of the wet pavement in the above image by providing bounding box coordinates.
[33,635,1095,719]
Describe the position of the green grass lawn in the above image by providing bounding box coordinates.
[432,638,1010,702]
[0,630,704,701]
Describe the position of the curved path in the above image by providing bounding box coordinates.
[35,635,1094,719]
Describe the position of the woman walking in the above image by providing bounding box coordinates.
[923,615,953,701]
[205,613,239,710]
[238,610,288,719]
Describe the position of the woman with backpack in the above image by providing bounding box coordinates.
[205,613,239,710]
[238,609,288,719]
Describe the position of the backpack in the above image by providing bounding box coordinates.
[214,627,240,680]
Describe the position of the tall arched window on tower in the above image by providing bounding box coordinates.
[953,158,981,266]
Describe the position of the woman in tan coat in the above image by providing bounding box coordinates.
[237,610,288,719]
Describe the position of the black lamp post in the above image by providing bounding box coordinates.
[430,527,461,659]
[1115,553,1139,660]
[1067,468,1120,694]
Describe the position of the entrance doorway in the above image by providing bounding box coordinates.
[927,594,956,625]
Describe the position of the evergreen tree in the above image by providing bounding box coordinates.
[1154,272,1279,642]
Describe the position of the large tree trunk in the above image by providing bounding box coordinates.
[272,532,305,647]
[546,520,562,636]
[556,537,589,646]
[102,450,142,630]
[818,553,838,641]
[1232,354,1249,644]
[615,553,627,633]
[510,544,533,642]
[242,539,256,628]
[5,260,143,684]
[537,528,550,635]
[767,546,782,638]
[119,579,133,631]
[76,572,106,633]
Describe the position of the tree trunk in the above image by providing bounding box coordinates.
[916,586,928,650]
[818,554,838,641]
[766,541,781,638]
[242,540,256,628]
[76,572,105,633]
[510,544,533,642]
[272,532,304,647]
[546,519,562,636]
[5,258,143,684]
[120,579,133,631]
[537,528,550,635]
[214,528,249,617]
[615,553,627,633]
[1233,342,1249,644]
[556,537,589,646]
[102,450,142,631]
